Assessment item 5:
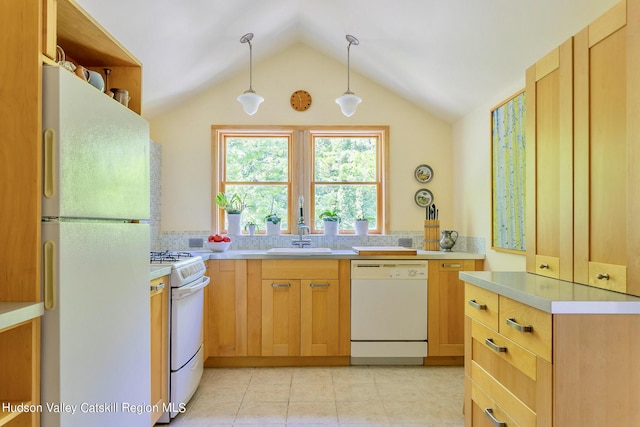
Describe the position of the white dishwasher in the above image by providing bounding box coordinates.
[351,260,428,365]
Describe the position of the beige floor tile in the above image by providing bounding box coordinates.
[286,401,338,424]
[243,382,290,402]
[234,401,288,424]
[376,381,427,401]
[333,382,380,401]
[174,400,240,425]
[331,366,375,384]
[249,367,293,385]
[336,400,389,424]
[193,383,247,404]
[383,400,432,424]
[291,366,334,384]
[290,381,335,402]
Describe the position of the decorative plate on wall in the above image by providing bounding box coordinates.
[414,164,433,183]
[414,188,434,207]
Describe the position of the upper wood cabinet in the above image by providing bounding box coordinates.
[573,0,640,295]
[525,38,574,282]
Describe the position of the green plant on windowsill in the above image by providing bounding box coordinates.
[355,210,372,222]
[319,207,340,222]
[264,199,281,224]
[215,192,247,214]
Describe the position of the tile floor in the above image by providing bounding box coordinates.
[166,365,464,426]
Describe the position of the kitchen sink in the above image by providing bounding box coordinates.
[265,247,333,256]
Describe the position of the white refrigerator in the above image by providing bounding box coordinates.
[41,66,151,427]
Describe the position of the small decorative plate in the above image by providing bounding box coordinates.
[414,189,434,207]
[414,164,433,183]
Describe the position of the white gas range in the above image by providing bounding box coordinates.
[150,251,210,422]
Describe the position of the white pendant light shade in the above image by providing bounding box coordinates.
[336,35,361,117]
[237,90,264,116]
[335,92,362,117]
[237,33,263,115]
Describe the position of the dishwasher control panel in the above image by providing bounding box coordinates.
[351,260,427,280]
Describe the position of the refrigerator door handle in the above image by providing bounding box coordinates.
[172,276,210,300]
[43,128,56,198]
[43,240,56,310]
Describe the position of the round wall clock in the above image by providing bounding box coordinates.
[290,90,312,111]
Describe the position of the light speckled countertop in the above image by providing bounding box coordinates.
[187,249,484,261]
[0,302,44,331]
[460,271,640,314]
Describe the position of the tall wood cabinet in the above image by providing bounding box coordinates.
[526,0,640,297]
[149,276,169,427]
[0,1,143,425]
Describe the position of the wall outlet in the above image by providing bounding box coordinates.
[398,238,413,248]
[188,238,204,248]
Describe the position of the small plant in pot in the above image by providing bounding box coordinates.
[319,208,340,236]
[215,192,247,235]
[244,219,259,236]
[354,211,371,236]
[264,213,281,235]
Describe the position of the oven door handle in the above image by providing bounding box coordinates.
[172,276,210,300]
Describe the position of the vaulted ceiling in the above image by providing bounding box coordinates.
[76,0,617,123]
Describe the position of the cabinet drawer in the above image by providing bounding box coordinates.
[465,283,499,330]
[470,376,520,427]
[588,261,627,294]
[471,319,537,412]
[499,296,552,362]
[534,255,560,279]
[262,260,339,279]
[472,362,536,427]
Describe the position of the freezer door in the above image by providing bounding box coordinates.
[42,66,150,220]
[41,221,150,427]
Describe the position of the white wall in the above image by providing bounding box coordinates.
[150,43,453,233]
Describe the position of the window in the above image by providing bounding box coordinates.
[213,126,388,234]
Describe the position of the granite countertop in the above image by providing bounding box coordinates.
[188,249,485,261]
[460,271,640,314]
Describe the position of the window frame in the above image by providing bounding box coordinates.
[212,125,389,234]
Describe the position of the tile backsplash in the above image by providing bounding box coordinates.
[149,140,484,253]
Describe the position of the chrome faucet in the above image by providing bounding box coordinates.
[292,221,311,248]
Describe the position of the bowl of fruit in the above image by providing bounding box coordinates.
[207,234,232,252]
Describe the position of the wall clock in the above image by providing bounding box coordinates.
[290,90,312,111]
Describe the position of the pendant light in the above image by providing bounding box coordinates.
[335,34,361,117]
[237,33,264,115]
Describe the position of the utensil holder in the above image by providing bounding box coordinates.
[423,220,440,250]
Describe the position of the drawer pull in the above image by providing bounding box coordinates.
[468,299,487,310]
[442,263,462,268]
[596,273,610,280]
[309,283,329,288]
[484,408,507,427]
[150,283,165,291]
[506,317,533,333]
[271,283,291,288]
[539,263,549,269]
[485,338,507,353]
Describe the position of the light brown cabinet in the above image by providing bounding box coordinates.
[149,276,169,426]
[427,259,483,360]
[261,260,343,357]
[1,1,143,423]
[525,38,574,282]
[463,280,640,427]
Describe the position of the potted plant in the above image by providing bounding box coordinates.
[264,199,282,235]
[354,211,371,236]
[215,192,247,235]
[319,207,340,236]
[244,220,259,236]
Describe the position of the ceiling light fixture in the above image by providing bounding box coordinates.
[335,34,361,117]
[237,33,264,116]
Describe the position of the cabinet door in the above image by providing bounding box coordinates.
[525,38,574,281]
[428,260,481,357]
[574,1,633,294]
[207,260,248,357]
[150,276,168,425]
[261,279,301,356]
[300,279,339,356]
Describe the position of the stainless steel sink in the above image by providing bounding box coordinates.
[265,247,333,256]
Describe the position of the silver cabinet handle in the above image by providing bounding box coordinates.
[43,240,56,311]
[468,299,487,310]
[485,338,507,353]
[506,317,533,333]
[484,408,507,427]
[442,263,462,268]
[596,273,610,280]
[309,283,329,288]
[539,263,549,269]
[43,128,56,198]
[150,283,165,291]
[271,283,291,288]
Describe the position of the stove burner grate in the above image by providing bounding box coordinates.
[150,251,194,263]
